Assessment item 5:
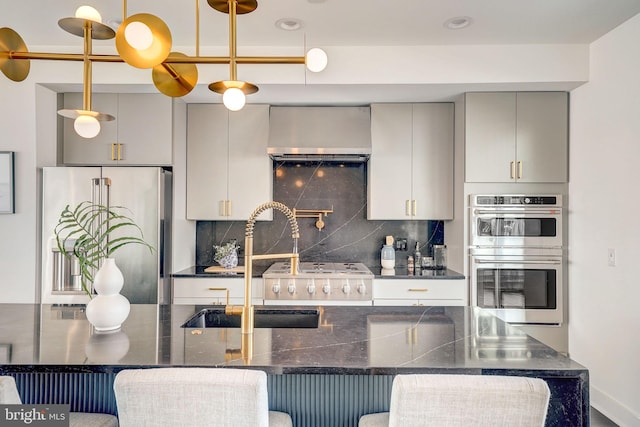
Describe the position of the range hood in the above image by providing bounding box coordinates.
[268,106,371,162]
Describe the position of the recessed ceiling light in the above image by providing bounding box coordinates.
[444,16,473,30]
[275,18,303,31]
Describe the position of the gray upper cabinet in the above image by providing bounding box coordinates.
[368,103,454,220]
[62,93,173,166]
[465,92,568,183]
[186,104,272,221]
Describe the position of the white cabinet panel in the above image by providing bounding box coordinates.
[63,93,173,165]
[172,277,264,305]
[465,92,568,183]
[368,103,454,220]
[373,279,467,306]
[186,104,272,220]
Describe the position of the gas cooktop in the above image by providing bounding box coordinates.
[262,262,374,305]
[264,261,374,277]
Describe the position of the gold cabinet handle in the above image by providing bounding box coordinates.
[226,200,232,217]
[408,288,429,292]
[117,143,123,161]
[412,200,417,216]
[510,161,515,179]
[219,200,226,217]
[208,287,230,305]
[405,200,411,216]
[518,161,523,179]
[111,143,116,161]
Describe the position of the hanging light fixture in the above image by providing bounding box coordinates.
[0,0,328,137]
[57,5,116,139]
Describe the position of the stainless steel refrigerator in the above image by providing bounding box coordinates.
[41,167,172,304]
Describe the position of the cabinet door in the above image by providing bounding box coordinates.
[516,92,568,183]
[186,104,229,220]
[412,103,454,220]
[186,104,272,220]
[227,105,272,220]
[116,93,173,165]
[368,104,413,219]
[62,93,118,165]
[465,92,517,182]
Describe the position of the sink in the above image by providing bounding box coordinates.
[181,308,320,329]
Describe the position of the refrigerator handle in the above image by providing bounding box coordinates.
[101,177,111,210]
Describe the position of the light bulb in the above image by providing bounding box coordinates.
[74,115,101,138]
[75,5,102,23]
[124,21,153,50]
[306,48,328,72]
[223,88,246,111]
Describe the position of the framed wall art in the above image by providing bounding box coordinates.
[0,151,15,214]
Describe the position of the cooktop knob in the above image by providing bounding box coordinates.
[342,280,351,294]
[287,281,296,295]
[307,279,316,295]
[271,280,281,294]
[357,281,367,294]
[322,281,331,294]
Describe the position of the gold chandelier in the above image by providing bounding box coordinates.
[0,0,328,138]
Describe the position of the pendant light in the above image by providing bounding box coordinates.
[57,6,115,139]
[0,0,329,119]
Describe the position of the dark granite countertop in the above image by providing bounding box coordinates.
[172,265,465,280]
[0,304,582,376]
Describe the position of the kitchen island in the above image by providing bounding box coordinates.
[0,304,587,426]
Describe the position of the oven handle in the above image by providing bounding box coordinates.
[472,258,562,265]
[472,209,561,216]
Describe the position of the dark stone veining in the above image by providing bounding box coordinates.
[196,161,444,267]
[0,304,588,426]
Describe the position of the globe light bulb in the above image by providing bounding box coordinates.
[223,88,246,111]
[75,5,102,23]
[306,48,328,72]
[124,21,153,50]
[74,115,101,139]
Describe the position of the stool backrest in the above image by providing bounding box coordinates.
[0,376,22,404]
[114,368,271,427]
[388,374,550,427]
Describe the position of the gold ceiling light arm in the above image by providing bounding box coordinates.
[229,0,237,81]
[196,0,200,57]
[1,0,328,114]
[57,9,115,139]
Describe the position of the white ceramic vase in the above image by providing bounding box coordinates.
[85,258,130,332]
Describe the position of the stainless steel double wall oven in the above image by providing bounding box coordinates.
[469,194,564,324]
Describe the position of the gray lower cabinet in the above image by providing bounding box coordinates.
[62,93,173,166]
[465,92,568,183]
[186,104,272,220]
[368,103,454,220]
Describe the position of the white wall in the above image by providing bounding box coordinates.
[569,14,640,426]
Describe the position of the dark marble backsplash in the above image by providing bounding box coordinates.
[196,161,444,268]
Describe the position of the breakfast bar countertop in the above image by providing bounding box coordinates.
[0,304,588,426]
[0,304,582,374]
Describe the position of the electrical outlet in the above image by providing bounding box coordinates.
[395,238,407,251]
[608,248,616,267]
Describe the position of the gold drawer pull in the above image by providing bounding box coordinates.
[408,288,429,292]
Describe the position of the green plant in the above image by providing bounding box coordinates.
[54,201,155,298]
[213,241,239,262]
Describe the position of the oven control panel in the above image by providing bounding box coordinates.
[473,195,561,207]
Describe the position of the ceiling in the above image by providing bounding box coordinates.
[4,0,640,103]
